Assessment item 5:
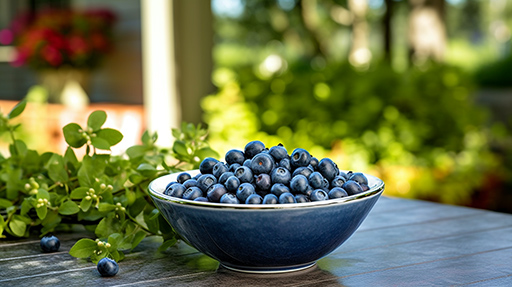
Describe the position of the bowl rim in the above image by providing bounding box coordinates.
[148,169,385,210]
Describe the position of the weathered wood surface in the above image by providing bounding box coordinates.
[1,196,512,286]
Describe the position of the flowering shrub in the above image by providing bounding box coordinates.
[10,8,116,70]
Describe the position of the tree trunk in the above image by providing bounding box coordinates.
[383,0,393,63]
[408,0,446,63]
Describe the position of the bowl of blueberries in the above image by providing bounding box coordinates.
[148,141,385,273]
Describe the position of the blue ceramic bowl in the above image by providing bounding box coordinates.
[148,170,384,273]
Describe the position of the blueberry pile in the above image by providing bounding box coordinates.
[164,141,370,204]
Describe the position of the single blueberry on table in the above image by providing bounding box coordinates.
[199,157,219,174]
[207,184,228,202]
[197,174,218,192]
[183,186,203,200]
[235,166,254,183]
[255,173,272,191]
[245,194,263,204]
[279,192,297,204]
[97,257,119,277]
[328,187,348,199]
[310,189,328,201]
[250,153,275,175]
[176,172,192,184]
[342,180,364,195]
[318,158,339,181]
[268,144,288,162]
[244,140,266,159]
[220,193,240,204]
[270,183,290,197]
[164,183,186,198]
[40,235,60,253]
[290,174,309,194]
[290,148,312,168]
[271,167,291,185]
[225,149,245,165]
[212,162,229,179]
[236,182,256,203]
[262,194,279,204]
[224,175,240,193]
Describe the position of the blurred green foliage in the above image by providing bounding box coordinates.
[474,53,512,87]
[203,61,508,205]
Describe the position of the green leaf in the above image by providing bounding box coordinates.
[9,218,27,237]
[70,187,90,199]
[36,189,50,201]
[128,197,147,217]
[195,147,219,161]
[20,198,34,215]
[97,128,123,146]
[87,110,107,131]
[69,238,98,258]
[80,197,92,212]
[98,202,116,213]
[95,216,121,238]
[131,230,147,251]
[91,137,111,150]
[64,147,79,168]
[59,200,80,215]
[47,154,69,183]
[7,99,27,119]
[172,141,188,156]
[107,233,123,249]
[0,198,13,208]
[36,205,47,220]
[158,238,177,252]
[126,145,148,159]
[63,123,87,148]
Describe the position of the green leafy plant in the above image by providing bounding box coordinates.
[0,99,218,263]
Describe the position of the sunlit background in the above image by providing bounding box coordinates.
[0,0,511,212]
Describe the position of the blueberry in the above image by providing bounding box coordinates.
[183,186,203,200]
[199,157,219,174]
[331,175,347,188]
[220,193,240,204]
[225,149,245,165]
[206,184,228,202]
[255,173,272,191]
[271,167,291,185]
[244,140,266,159]
[225,175,241,193]
[212,162,229,179]
[309,157,319,169]
[228,163,241,173]
[194,197,209,202]
[294,194,310,203]
[290,174,309,194]
[245,194,263,204]
[176,172,192,184]
[308,172,325,189]
[243,159,252,168]
[219,171,235,184]
[164,183,186,198]
[290,148,311,168]
[318,158,339,181]
[279,192,297,204]
[338,171,349,181]
[348,172,368,186]
[278,158,292,171]
[292,166,313,178]
[236,182,256,202]
[268,144,288,162]
[342,180,364,195]
[40,235,60,253]
[97,257,119,277]
[270,183,290,197]
[182,179,198,189]
[328,187,348,199]
[262,194,279,204]
[197,174,218,192]
[235,166,254,183]
[310,189,328,201]
[165,181,179,191]
[360,183,370,191]
[250,153,275,175]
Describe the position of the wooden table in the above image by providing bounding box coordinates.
[1,196,512,286]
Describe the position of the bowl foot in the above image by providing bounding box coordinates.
[220,262,317,274]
